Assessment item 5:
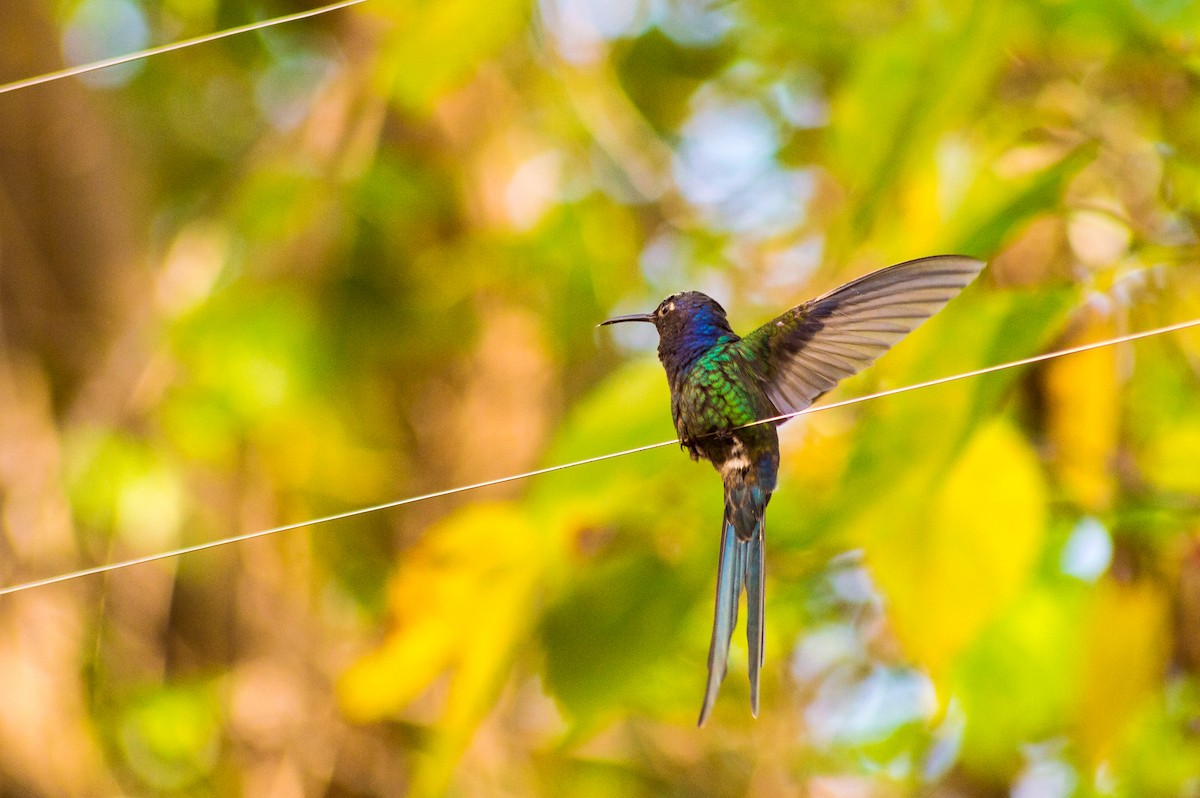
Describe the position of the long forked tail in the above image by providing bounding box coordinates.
[697,482,766,726]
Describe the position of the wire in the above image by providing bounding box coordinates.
[0,439,675,596]
[0,316,1197,597]
[0,0,364,96]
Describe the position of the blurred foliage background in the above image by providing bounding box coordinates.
[0,0,1199,795]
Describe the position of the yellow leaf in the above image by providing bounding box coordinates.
[1044,308,1120,511]
[857,418,1047,682]
[1141,422,1200,494]
[338,502,552,797]
[1073,577,1170,766]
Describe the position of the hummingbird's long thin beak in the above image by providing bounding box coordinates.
[598,313,655,327]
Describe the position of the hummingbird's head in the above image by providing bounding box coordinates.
[600,291,731,335]
[601,291,737,377]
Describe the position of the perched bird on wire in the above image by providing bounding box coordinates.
[600,254,985,725]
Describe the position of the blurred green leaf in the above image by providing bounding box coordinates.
[65,429,185,550]
[949,143,1098,257]
[541,551,701,720]
[954,583,1086,774]
[377,0,529,112]
[117,683,222,792]
[828,1,1013,240]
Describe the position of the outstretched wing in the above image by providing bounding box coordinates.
[738,255,985,417]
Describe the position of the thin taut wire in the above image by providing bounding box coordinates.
[0,0,364,96]
[1,316,1197,597]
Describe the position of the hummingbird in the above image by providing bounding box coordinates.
[600,254,985,725]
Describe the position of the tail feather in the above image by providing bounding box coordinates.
[698,518,738,726]
[745,525,765,717]
[697,482,767,726]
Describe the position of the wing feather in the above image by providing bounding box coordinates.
[739,255,985,417]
